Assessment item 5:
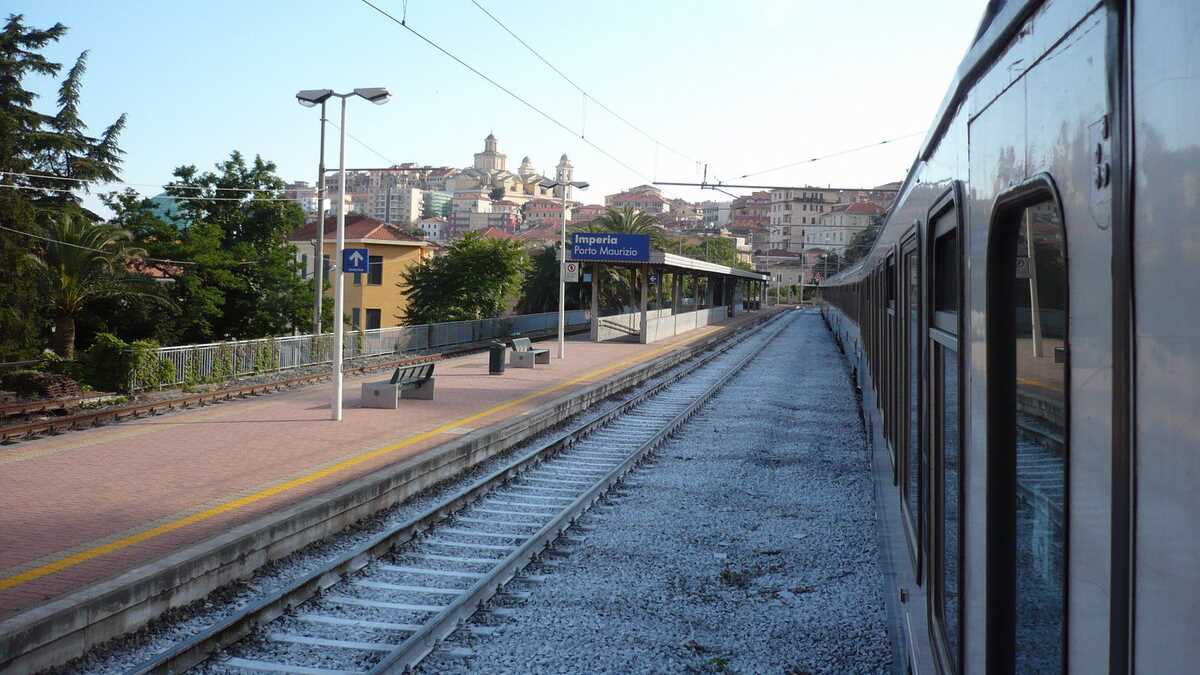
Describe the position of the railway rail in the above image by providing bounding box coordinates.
[125,311,791,675]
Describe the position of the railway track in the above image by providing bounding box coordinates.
[125,312,792,675]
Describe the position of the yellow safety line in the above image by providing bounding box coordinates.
[0,329,717,591]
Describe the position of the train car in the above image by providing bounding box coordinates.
[817,0,1199,673]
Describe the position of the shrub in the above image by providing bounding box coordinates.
[130,339,173,390]
[85,333,132,393]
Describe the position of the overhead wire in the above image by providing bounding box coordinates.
[0,183,307,203]
[359,0,655,185]
[0,223,203,266]
[467,0,700,166]
[731,131,925,181]
[0,171,316,195]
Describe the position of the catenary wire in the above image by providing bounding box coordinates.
[724,130,921,178]
[0,223,200,266]
[359,0,656,185]
[467,0,700,167]
[0,183,304,203]
[0,171,316,195]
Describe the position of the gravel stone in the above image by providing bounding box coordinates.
[419,311,890,674]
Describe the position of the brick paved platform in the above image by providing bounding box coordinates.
[0,313,768,623]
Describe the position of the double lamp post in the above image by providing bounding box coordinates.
[297,87,390,422]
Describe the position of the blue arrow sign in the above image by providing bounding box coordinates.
[342,248,369,274]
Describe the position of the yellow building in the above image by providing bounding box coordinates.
[290,214,432,329]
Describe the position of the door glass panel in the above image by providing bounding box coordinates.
[942,345,961,667]
[1013,199,1067,672]
[905,249,921,533]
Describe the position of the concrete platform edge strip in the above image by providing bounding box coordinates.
[0,312,778,673]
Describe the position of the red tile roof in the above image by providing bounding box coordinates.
[478,227,514,240]
[290,214,426,243]
[845,202,885,216]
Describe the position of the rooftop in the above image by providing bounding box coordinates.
[289,214,428,245]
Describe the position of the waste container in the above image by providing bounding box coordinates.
[488,341,507,375]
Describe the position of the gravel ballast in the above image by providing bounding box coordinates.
[420,311,891,674]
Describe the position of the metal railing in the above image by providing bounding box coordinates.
[136,310,590,391]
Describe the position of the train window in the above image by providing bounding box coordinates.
[901,239,922,571]
[986,181,1067,674]
[928,187,962,674]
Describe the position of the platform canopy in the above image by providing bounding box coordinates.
[563,231,770,344]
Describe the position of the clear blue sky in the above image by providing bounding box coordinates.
[9,0,986,212]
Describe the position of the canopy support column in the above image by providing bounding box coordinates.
[638,266,649,344]
[590,262,601,342]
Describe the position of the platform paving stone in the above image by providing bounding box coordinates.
[0,315,766,620]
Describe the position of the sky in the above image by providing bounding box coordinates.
[9,0,987,213]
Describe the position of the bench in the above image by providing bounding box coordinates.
[509,337,551,368]
[360,363,436,408]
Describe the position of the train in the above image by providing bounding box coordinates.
[816,1,1198,673]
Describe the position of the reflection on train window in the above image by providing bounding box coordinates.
[935,230,958,315]
[940,345,961,669]
[1012,198,1067,673]
[903,246,922,559]
[930,199,961,673]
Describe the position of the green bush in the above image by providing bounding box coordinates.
[79,333,172,393]
[130,339,173,390]
[85,333,132,392]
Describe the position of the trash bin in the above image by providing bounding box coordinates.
[488,341,507,375]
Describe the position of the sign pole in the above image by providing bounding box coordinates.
[558,185,568,360]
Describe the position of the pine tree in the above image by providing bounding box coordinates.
[0,15,128,359]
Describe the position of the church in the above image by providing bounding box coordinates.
[447,133,575,205]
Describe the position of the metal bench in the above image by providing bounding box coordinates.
[509,337,551,368]
[360,363,436,408]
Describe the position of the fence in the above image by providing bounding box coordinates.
[136,310,589,391]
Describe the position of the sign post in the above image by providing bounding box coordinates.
[564,261,580,283]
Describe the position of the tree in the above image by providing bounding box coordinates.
[518,245,588,314]
[488,186,506,202]
[400,232,530,324]
[25,211,167,358]
[842,223,881,265]
[0,14,128,360]
[106,152,313,343]
[583,206,669,251]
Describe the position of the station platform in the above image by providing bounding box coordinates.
[0,311,774,634]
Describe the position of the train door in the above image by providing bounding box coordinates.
[964,7,1113,672]
[928,186,963,674]
[886,252,898,476]
[900,232,923,575]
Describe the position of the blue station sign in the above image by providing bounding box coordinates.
[342,248,369,274]
[569,232,651,262]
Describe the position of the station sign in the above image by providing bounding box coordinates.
[564,261,580,283]
[569,232,651,263]
[342,248,369,274]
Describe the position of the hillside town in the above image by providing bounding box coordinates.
[261,132,900,316]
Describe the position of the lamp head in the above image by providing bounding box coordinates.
[354,87,391,104]
[296,89,334,107]
[539,179,558,189]
[572,181,590,190]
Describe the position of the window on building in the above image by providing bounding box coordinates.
[368,255,383,285]
[322,254,330,284]
[301,253,308,279]
[351,307,361,330]
[366,308,381,330]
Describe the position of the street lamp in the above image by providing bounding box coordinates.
[539,177,589,360]
[297,87,390,422]
[296,91,332,336]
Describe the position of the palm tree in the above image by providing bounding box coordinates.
[576,207,669,313]
[26,212,162,359]
[583,206,669,250]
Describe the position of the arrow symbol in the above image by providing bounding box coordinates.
[349,251,364,265]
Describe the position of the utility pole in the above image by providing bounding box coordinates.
[312,101,328,336]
